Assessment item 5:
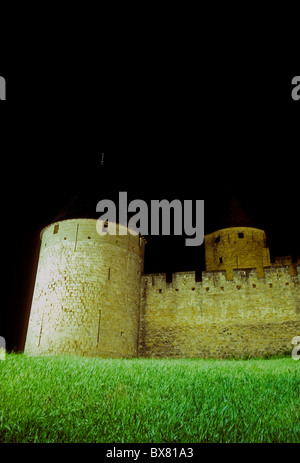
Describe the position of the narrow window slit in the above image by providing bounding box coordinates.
[97,310,101,345]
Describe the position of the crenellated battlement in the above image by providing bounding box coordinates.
[142,265,299,295]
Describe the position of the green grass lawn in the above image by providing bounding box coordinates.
[0,354,299,443]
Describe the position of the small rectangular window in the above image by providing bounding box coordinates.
[53,224,59,234]
[195,271,202,282]
[238,232,244,239]
[219,257,223,263]
[102,220,109,233]
[214,236,220,243]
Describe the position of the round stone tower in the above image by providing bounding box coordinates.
[204,195,271,279]
[25,164,145,357]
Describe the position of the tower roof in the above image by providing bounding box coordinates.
[205,193,258,234]
[51,158,120,224]
[52,185,101,223]
[218,194,257,229]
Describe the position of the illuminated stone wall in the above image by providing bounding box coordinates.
[25,219,145,357]
[138,267,300,358]
[25,219,299,359]
[273,256,300,277]
[204,227,271,279]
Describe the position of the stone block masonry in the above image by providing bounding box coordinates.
[138,267,300,358]
[25,219,145,357]
[204,227,271,280]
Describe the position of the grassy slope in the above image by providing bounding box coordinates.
[0,354,299,443]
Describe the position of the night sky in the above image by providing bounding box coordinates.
[1,45,299,352]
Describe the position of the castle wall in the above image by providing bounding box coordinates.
[272,256,300,276]
[25,217,300,360]
[138,266,300,358]
[25,219,145,357]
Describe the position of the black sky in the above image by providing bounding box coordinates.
[1,41,299,351]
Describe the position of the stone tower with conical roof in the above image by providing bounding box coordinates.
[25,162,146,357]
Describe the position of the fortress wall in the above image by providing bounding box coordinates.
[272,256,300,276]
[25,216,300,359]
[138,266,300,358]
[25,219,145,357]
